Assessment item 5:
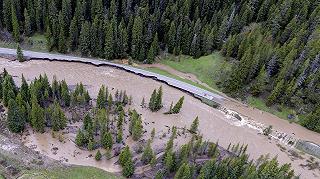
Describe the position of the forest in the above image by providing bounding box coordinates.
[0,0,319,131]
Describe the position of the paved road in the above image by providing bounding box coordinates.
[0,47,225,104]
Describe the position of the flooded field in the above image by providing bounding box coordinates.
[1,58,320,178]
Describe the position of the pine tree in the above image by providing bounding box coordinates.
[97,85,106,109]
[132,117,143,141]
[95,150,102,160]
[7,99,25,133]
[2,75,16,107]
[20,74,30,103]
[88,139,95,151]
[171,96,184,114]
[83,113,92,131]
[101,132,113,149]
[75,129,86,147]
[148,89,157,111]
[17,45,24,62]
[3,0,12,31]
[11,5,20,42]
[147,44,156,64]
[79,21,91,56]
[155,86,163,111]
[104,22,114,60]
[164,151,175,172]
[24,8,32,36]
[266,79,285,106]
[251,67,268,96]
[116,128,123,143]
[31,97,45,133]
[123,158,134,177]
[119,146,134,177]
[68,17,78,51]
[141,140,154,164]
[131,16,143,59]
[190,117,199,133]
[51,101,67,131]
[174,163,191,179]
[61,80,70,106]
[46,25,54,51]
[167,21,176,53]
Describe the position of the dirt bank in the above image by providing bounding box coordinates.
[1,58,319,178]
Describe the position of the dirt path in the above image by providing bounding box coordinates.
[1,58,320,178]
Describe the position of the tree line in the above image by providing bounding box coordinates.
[1,0,279,62]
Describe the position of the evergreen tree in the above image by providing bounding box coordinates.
[95,150,102,160]
[119,146,131,165]
[2,75,16,107]
[251,67,268,96]
[131,16,143,59]
[148,89,157,111]
[79,21,91,56]
[17,45,24,62]
[190,117,199,134]
[119,146,134,177]
[104,22,114,60]
[101,132,113,149]
[7,99,25,133]
[68,17,78,51]
[61,80,70,106]
[164,151,175,172]
[167,21,176,53]
[266,79,285,106]
[174,163,191,179]
[155,86,163,111]
[31,97,45,133]
[20,74,30,103]
[97,85,106,109]
[75,129,86,147]
[24,8,32,36]
[116,128,123,143]
[132,117,143,141]
[58,26,67,53]
[11,5,20,42]
[88,139,95,151]
[170,96,184,114]
[141,140,154,164]
[51,101,67,131]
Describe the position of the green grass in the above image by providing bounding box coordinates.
[160,52,230,90]
[146,67,216,93]
[20,166,122,179]
[248,96,297,121]
[0,33,48,52]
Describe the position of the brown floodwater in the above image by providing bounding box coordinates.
[1,58,319,178]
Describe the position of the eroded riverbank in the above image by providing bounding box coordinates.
[1,58,320,178]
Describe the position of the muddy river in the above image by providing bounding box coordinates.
[1,58,319,178]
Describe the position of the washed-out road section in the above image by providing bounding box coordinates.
[0,47,224,105]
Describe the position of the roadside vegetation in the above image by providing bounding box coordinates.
[160,53,229,90]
